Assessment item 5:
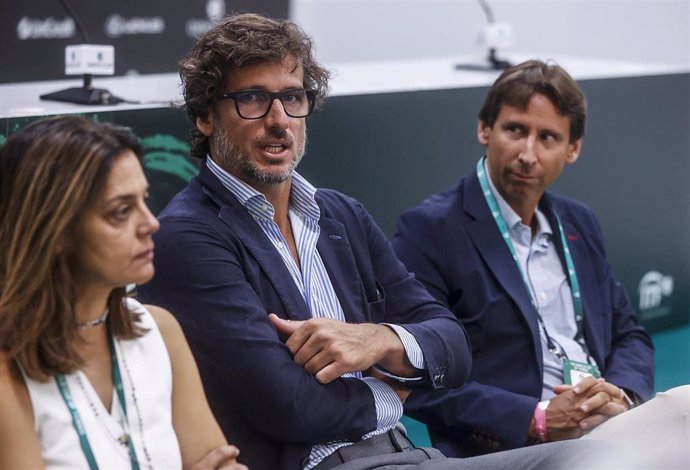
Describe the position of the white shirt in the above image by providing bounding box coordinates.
[21,299,181,470]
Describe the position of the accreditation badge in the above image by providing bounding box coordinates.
[563,359,601,385]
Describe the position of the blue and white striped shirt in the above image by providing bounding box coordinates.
[207,158,424,469]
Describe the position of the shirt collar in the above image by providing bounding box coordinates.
[206,157,320,222]
[483,157,552,241]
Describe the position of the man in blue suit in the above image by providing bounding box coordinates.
[391,60,654,458]
[138,13,467,470]
[139,15,590,470]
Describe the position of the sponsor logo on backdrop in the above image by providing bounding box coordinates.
[105,14,165,38]
[638,271,674,320]
[185,0,226,38]
[17,17,75,40]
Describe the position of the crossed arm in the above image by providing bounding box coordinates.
[270,314,416,402]
[140,196,470,445]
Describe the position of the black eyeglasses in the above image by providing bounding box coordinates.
[216,88,316,119]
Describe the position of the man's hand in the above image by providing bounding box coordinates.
[269,314,409,384]
[537,377,629,440]
[569,379,630,431]
[540,384,595,440]
[528,377,608,441]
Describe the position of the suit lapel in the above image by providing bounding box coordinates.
[463,171,543,368]
[316,216,367,324]
[198,166,311,321]
[545,199,605,367]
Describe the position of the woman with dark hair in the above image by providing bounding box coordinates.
[0,116,246,470]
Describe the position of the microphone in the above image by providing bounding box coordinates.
[455,0,513,72]
[40,0,124,105]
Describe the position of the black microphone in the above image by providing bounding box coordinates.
[59,0,88,43]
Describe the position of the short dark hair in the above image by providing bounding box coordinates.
[180,13,331,158]
[478,59,587,142]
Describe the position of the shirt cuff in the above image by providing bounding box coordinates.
[383,323,426,370]
[361,377,403,437]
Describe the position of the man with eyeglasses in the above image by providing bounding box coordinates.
[139,13,588,470]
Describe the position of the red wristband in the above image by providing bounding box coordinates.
[534,400,550,442]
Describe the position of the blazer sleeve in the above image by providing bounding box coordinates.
[602,269,655,402]
[336,193,472,391]
[573,206,655,402]
[392,205,539,452]
[139,212,379,445]
[405,382,538,452]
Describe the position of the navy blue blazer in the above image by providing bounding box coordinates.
[138,163,471,470]
[391,167,654,457]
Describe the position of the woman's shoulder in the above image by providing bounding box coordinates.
[0,355,44,468]
[0,354,26,400]
[137,302,177,329]
[131,300,186,347]
[0,356,30,422]
[0,353,44,410]
[124,297,173,329]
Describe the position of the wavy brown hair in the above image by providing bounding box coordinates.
[0,116,145,381]
[479,59,587,143]
[180,12,331,158]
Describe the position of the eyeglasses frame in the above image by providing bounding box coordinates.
[216,88,317,120]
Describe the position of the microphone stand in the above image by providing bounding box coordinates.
[455,0,512,72]
[455,48,512,72]
[40,0,122,105]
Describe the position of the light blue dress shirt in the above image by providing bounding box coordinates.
[484,160,596,399]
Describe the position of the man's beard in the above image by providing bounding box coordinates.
[211,124,306,185]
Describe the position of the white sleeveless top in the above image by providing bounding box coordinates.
[21,298,182,470]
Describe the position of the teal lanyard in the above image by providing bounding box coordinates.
[475,157,588,353]
[55,374,98,470]
[55,329,141,470]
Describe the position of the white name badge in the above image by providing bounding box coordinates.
[563,359,601,385]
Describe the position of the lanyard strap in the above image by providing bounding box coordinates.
[56,329,141,470]
[108,330,141,470]
[476,157,588,351]
[55,374,99,470]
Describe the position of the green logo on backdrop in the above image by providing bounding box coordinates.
[140,134,200,215]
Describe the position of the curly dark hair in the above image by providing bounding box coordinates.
[180,13,331,158]
[479,59,587,143]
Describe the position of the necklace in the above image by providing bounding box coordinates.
[75,373,131,455]
[76,309,110,329]
[116,338,154,470]
[56,330,154,470]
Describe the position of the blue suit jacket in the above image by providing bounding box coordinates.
[391,167,654,457]
[138,163,471,470]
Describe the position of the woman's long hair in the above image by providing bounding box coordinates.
[0,116,146,381]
